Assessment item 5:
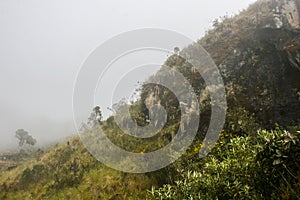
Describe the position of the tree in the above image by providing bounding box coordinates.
[15,129,37,148]
[87,106,103,128]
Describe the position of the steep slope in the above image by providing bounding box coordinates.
[140,0,300,133]
[200,0,300,128]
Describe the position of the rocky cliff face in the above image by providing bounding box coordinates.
[141,0,300,130]
[256,0,300,29]
[218,28,300,127]
[213,0,300,128]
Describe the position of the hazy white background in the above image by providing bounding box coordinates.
[0,0,256,150]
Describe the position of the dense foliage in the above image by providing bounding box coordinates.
[149,128,300,199]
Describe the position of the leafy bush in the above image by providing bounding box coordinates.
[148,128,300,199]
[255,128,300,199]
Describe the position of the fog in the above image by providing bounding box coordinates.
[0,0,256,150]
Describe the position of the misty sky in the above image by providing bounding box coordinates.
[0,0,256,150]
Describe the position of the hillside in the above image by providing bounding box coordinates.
[0,0,300,199]
[140,0,300,132]
[0,137,161,199]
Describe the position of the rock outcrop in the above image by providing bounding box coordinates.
[142,0,300,130]
[211,0,300,128]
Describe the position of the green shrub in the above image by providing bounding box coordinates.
[148,129,300,199]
